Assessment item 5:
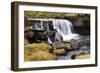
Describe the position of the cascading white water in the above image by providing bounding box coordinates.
[54,19,79,41]
[59,20,73,35]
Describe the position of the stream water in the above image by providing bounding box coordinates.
[57,36,90,60]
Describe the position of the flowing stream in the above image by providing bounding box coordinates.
[57,36,90,60]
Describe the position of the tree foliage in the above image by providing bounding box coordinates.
[24,11,86,19]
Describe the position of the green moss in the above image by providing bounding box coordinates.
[53,49,66,55]
[24,43,50,53]
[75,54,90,59]
[24,54,33,61]
[24,51,57,61]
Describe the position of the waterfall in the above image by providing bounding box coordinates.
[56,19,73,35]
[54,19,79,41]
[29,18,79,43]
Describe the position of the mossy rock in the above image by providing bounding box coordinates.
[65,44,72,50]
[65,40,78,51]
[24,43,51,54]
[24,26,33,31]
[24,51,57,61]
[32,51,57,61]
[75,54,90,59]
[24,53,33,61]
[53,49,66,55]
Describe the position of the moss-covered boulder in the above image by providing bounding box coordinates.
[75,54,90,59]
[32,51,57,61]
[24,43,51,54]
[53,49,66,55]
[24,51,57,61]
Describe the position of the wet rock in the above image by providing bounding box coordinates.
[52,42,65,49]
[78,39,90,47]
[70,39,78,49]
[80,46,89,50]
[31,51,57,61]
[65,43,72,50]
